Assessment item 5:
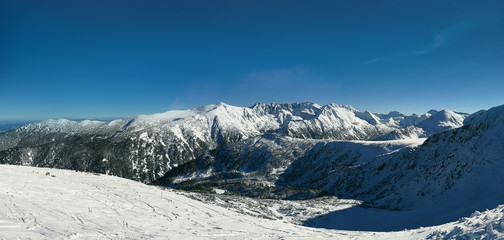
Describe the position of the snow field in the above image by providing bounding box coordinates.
[2,164,504,239]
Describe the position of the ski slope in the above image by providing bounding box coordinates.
[1,164,503,239]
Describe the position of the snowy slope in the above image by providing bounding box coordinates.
[301,104,504,230]
[0,164,345,239]
[1,164,504,239]
[374,125,426,140]
[277,105,503,210]
[375,104,504,211]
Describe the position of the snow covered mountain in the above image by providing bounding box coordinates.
[374,109,469,140]
[273,104,504,229]
[2,101,504,236]
[0,102,460,183]
[416,109,467,133]
[297,105,501,229]
[376,104,504,211]
[0,120,36,133]
[0,102,480,204]
[155,103,504,229]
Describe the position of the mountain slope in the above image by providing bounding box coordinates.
[377,104,504,210]
[0,164,348,239]
[281,105,503,207]
[284,104,504,230]
[0,120,36,133]
[1,164,503,239]
[157,135,425,199]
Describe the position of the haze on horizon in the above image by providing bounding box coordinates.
[1,0,503,121]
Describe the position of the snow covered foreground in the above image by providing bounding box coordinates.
[1,165,504,240]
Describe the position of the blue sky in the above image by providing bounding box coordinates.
[1,0,503,120]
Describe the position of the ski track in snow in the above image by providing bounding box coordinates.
[1,164,503,240]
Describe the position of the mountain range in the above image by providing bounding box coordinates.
[3,101,504,231]
[0,102,467,183]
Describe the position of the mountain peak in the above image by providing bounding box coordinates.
[427,109,439,115]
[324,103,358,112]
[463,104,504,129]
[416,108,466,133]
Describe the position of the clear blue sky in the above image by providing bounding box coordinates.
[1,0,503,120]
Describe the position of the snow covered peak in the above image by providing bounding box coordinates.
[252,102,321,114]
[427,109,439,115]
[355,111,381,125]
[127,102,462,138]
[1,102,468,146]
[463,104,504,127]
[135,109,198,123]
[134,102,238,123]
[0,102,473,158]
[384,111,404,118]
[456,104,504,142]
[374,111,431,128]
[375,109,469,140]
[416,109,467,134]
[323,103,358,112]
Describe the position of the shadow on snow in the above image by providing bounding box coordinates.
[302,205,476,232]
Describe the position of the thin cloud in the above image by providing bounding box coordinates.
[413,19,482,54]
[169,98,186,110]
[368,18,488,63]
[365,58,384,64]
[412,50,427,55]
[231,66,340,104]
[171,66,340,108]
[432,31,448,48]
